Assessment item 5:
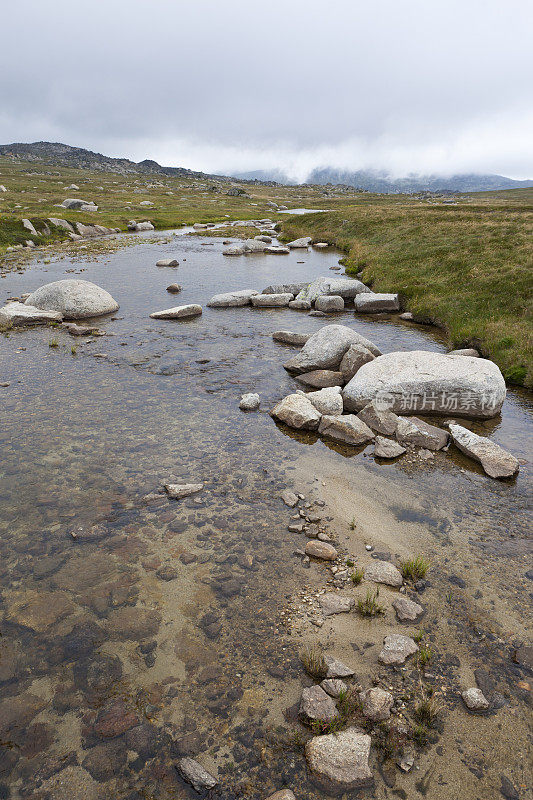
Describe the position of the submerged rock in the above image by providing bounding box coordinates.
[208,289,258,307]
[284,324,381,374]
[176,757,218,792]
[164,483,204,499]
[25,279,119,319]
[270,393,321,430]
[343,351,506,418]
[305,541,338,561]
[0,302,63,326]
[448,423,519,478]
[150,304,202,319]
[318,414,375,446]
[305,727,373,793]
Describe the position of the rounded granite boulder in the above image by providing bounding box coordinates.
[25,280,119,320]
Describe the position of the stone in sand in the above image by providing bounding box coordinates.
[364,560,403,587]
[448,423,519,479]
[461,688,490,711]
[319,593,355,616]
[324,655,355,678]
[270,393,321,430]
[25,279,119,319]
[305,727,373,793]
[378,634,418,665]
[40,766,101,800]
[318,415,374,446]
[393,596,424,622]
[299,685,339,725]
[281,490,299,507]
[305,541,338,561]
[320,679,348,698]
[150,304,202,319]
[359,687,394,721]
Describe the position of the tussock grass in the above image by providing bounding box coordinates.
[357,588,385,617]
[299,644,328,680]
[400,556,430,582]
[279,195,533,386]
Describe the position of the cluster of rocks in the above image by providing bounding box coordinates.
[267,324,518,478]
[127,220,154,232]
[60,197,98,212]
[5,217,119,251]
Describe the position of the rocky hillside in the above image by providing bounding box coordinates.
[0,141,230,181]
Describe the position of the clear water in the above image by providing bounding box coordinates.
[0,232,531,799]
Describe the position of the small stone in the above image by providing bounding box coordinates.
[265,792,296,800]
[374,436,406,459]
[392,596,424,622]
[359,687,393,721]
[305,541,338,561]
[298,685,339,725]
[239,392,260,411]
[176,757,218,792]
[166,284,182,293]
[397,751,415,772]
[500,775,520,800]
[150,304,202,319]
[461,688,490,711]
[320,679,347,698]
[156,259,179,267]
[156,565,178,581]
[364,560,403,587]
[281,490,299,508]
[319,593,355,616]
[324,655,355,678]
[378,634,418,665]
[164,483,204,499]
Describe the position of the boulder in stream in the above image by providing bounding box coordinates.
[270,393,321,430]
[0,302,63,326]
[448,423,519,478]
[284,324,381,374]
[25,279,119,319]
[208,289,258,307]
[150,305,202,319]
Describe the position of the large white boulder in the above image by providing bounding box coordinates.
[207,290,258,307]
[355,293,400,312]
[283,324,381,374]
[25,280,119,319]
[448,423,519,478]
[295,277,370,305]
[150,304,202,319]
[287,237,312,248]
[343,351,506,419]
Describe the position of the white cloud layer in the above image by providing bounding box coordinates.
[2,0,532,179]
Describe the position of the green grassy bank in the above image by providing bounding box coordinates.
[280,196,533,387]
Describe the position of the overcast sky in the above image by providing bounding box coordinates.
[2,0,533,180]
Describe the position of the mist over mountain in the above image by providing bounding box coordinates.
[233,167,533,193]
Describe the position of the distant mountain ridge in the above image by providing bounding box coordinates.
[1,142,531,193]
[234,167,533,193]
[0,141,231,182]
